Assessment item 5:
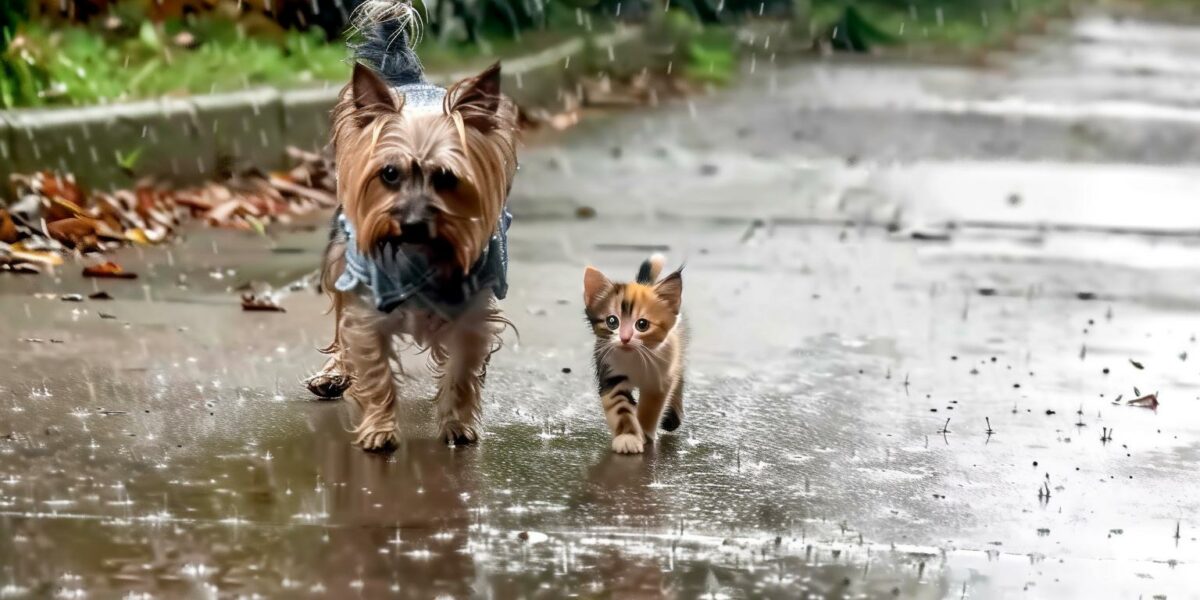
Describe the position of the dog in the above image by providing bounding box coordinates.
[305,0,519,451]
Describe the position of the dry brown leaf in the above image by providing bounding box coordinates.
[47,217,102,249]
[241,293,285,312]
[83,261,138,279]
[8,244,63,266]
[1127,393,1159,409]
[0,209,18,243]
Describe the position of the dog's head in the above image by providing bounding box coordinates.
[331,62,518,274]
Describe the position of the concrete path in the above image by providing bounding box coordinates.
[2,13,1199,598]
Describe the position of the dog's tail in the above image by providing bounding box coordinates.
[351,0,424,87]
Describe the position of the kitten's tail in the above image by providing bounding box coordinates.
[351,0,424,87]
[636,253,666,284]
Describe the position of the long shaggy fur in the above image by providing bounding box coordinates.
[307,0,520,450]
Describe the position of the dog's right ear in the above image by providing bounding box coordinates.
[351,62,398,112]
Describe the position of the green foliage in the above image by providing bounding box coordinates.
[809,0,1061,50]
[0,13,352,108]
[684,26,736,84]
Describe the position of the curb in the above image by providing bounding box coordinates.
[0,26,653,198]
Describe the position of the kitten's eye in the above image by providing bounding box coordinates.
[380,164,402,187]
[605,315,619,330]
[635,318,650,332]
[431,169,458,192]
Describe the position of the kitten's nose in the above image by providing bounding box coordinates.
[619,330,633,344]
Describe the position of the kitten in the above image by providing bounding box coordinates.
[583,255,686,454]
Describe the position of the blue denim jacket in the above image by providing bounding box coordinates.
[334,208,511,318]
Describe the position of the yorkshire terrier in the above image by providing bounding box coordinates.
[305,0,519,451]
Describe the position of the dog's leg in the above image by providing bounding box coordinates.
[432,308,500,446]
[306,326,352,400]
[340,294,399,451]
[307,234,353,399]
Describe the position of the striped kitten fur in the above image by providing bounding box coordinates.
[583,255,686,454]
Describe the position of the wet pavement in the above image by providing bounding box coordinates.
[3,13,1200,599]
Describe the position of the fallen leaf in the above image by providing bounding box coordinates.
[60,294,84,302]
[1127,393,1159,409]
[83,262,138,279]
[99,312,117,319]
[0,262,40,274]
[1129,359,1144,370]
[88,291,114,300]
[124,228,151,245]
[241,293,285,313]
[47,217,102,250]
[0,209,18,243]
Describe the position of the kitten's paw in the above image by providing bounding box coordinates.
[660,406,683,432]
[440,420,479,446]
[356,429,398,452]
[306,372,352,400]
[611,433,645,454]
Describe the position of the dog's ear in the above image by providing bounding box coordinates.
[446,62,503,132]
[351,62,397,112]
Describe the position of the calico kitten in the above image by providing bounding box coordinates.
[583,255,686,454]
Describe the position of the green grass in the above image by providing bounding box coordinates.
[810,0,1064,51]
[0,10,589,109]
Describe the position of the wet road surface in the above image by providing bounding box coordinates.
[2,14,1200,599]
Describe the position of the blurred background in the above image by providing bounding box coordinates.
[4,0,1200,598]
[0,0,1086,110]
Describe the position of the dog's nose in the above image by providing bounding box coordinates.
[391,202,432,240]
[399,221,431,242]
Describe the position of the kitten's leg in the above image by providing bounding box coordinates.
[432,310,499,446]
[340,295,398,451]
[635,387,669,444]
[600,375,644,454]
[660,372,684,432]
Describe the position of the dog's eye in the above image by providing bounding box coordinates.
[605,315,618,330]
[431,169,458,192]
[635,318,650,332]
[379,164,402,187]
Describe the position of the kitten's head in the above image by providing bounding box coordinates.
[583,255,682,352]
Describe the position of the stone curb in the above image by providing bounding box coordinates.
[0,26,653,198]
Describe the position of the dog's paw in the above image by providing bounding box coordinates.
[611,433,645,454]
[440,420,478,446]
[306,372,352,400]
[356,429,398,452]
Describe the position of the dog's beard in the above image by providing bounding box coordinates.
[353,188,491,277]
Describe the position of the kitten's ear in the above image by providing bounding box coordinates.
[351,62,397,112]
[655,270,683,314]
[446,62,504,132]
[583,267,611,307]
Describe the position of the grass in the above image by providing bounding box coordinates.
[0,9,590,109]
[0,0,1070,109]
[809,0,1066,52]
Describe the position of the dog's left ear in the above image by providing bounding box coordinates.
[446,62,504,132]
[352,62,398,112]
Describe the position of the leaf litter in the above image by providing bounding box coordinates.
[1,147,335,276]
